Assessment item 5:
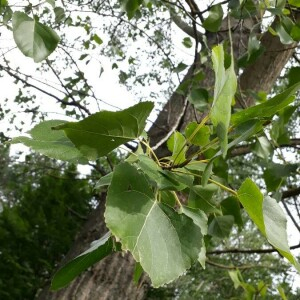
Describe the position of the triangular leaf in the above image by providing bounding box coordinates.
[53,102,154,160]
[10,120,87,163]
[105,163,203,287]
[238,179,300,272]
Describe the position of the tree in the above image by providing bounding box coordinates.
[1,0,300,299]
[0,147,92,300]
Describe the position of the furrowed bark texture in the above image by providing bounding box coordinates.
[38,13,299,300]
[37,197,149,300]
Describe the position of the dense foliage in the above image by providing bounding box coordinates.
[1,0,300,299]
[0,147,92,299]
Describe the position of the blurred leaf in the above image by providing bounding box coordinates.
[95,172,113,189]
[263,163,298,192]
[208,215,234,238]
[93,34,103,45]
[253,136,273,160]
[10,120,87,163]
[51,232,115,290]
[188,88,209,111]
[211,45,237,157]
[12,12,60,62]
[189,184,220,214]
[167,131,187,164]
[203,4,223,32]
[185,122,210,147]
[121,0,140,19]
[288,0,300,7]
[231,82,300,126]
[174,62,188,73]
[221,196,243,227]
[182,37,192,48]
[54,7,65,23]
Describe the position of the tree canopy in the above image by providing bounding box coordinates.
[1,0,300,299]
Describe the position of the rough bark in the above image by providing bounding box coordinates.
[37,196,150,300]
[38,11,300,300]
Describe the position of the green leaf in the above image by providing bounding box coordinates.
[201,159,215,186]
[277,285,288,300]
[174,62,188,73]
[228,120,263,151]
[263,163,298,192]
[182,37,192,48]
[189,184,220,214]
[180,206,208,269]
[46,0,55,8]
[160,190,177,207]
[51,232,115,290]
[92,34,103,45]
[286,66,300,87]
[54,7,65,23]
[138,155,192,191]
[95,172,113,189]
[203,4,223,32]
[180,206,208,236]
[211,45,237,157]
[185,122,210,147]
[53,102,154,160]
[105,163,203,287]
[228,270,243,289]
[253,136,273,160]
[167,131,187,164]
[238,33,264,68]
[221,196,243,227]
[238,179,300,272]
[188,88,209,111]
[288,0,300,7]
[290,24,300,41]
[208,215,234,238]
[274,22,294,44]
[263,196,300,271]
[10,120,87,163]
[133,262,144,284]
[238,179,265,234]
[12,12,60,62]
[231,82,300,126]
[121,0,140,19]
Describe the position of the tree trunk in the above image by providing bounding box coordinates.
[38,12,299,300]
[37,196,150,300]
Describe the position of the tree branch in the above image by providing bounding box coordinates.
[230,139,300,157]
[207,243,300,255]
